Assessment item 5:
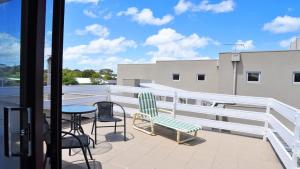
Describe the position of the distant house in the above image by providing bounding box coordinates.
[75,78,92,84]
[117,39,300,109]
[103,80,117,85]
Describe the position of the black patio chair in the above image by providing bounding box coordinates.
[91,101,126,144]
[43,116,93,169]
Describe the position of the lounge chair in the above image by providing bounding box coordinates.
[133,92,202,144]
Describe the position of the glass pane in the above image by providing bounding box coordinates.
[197,74,205,81]
[247,72,260,82]
[294,73,300,83]
[0,0,22,168]
[173,74,180,80]
[44,0,53,168]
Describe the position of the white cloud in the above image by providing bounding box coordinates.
[199,0,235,13]
[66,0,99,4]
[75,24,109,37]
[83,9,113,20]
[83,9,98,18]
[0,33,20,65]
[44,47,52,57]
[174,0,194,15]
[103,12,112,20]
[76,56,145,71]
[233,40,254,50]
[117,7,173,26]
[63,36,138,71]
[46,31,52,36]
[64,37,137,60]
[145,28,216,61]
[174,0,235,15]
[279,36,297,48]
[263,15,300,34]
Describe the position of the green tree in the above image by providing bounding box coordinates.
[82,69,96,78]
[102,74,112,80]
[99,69,113,76]
[73,69,83,77]
[62,69,78,85]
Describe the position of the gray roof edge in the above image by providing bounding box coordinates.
[219,49,300,54]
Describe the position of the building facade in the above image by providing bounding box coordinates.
[117,50,300,108]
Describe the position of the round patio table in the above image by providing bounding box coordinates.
[62,105,97,153]
[61,105,97,150]
[62,105,96,135]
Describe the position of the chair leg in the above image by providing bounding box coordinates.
[81,147,91,169]
[132,113,154,135]
[91,120,95,134]
[69,148,71,156]
[124,120,126,141]
[44,149,48,169]
[87,146,93,160]
[150,122,155,135]
[177,131,181,143]
[114,121,117,133]
[94,121,97,145]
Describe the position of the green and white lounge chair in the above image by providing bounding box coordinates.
[133,92,202,144]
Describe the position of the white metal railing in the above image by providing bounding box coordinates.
[42,85,300,169]
[3,85,295,167]
[107,85,300,169]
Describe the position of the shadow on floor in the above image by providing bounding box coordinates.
[63,160,102,169]
[71,141,112,156]
[136,123,206,146]
[105,131,134,142]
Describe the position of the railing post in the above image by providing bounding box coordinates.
[292,114,300,169]
[107,85,111,101]
[172,92,177,118]
[263,103,271,141]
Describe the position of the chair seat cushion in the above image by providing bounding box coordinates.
[97,116,122,122]
[152,115,201,133]
[61,134,90,149]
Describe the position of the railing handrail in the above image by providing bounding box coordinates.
[108,85,300,169]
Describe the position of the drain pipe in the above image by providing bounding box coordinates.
[231,53,240,95]
[232,62,237,95]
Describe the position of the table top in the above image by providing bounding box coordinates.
[62,105,96,114]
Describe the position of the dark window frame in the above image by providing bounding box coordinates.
[197,74,206,81]
[246,71,261,83]
[293,72,300,83]
[172,73,180,81]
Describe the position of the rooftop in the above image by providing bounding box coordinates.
[40,85,300,169]
[61,118,283,169]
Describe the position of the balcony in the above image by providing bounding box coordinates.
[45,85,300,169]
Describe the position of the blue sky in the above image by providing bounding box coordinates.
[1,0,300,71]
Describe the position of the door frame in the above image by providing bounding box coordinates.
[20,0,46,168]
[50,0,65,168]
[18,0,65,168]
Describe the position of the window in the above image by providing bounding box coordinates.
[197,74,205,81]
[294,72,300,83]
[247,72,261,83]
[173,73,180,81]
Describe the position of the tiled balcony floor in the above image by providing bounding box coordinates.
[61,118,283,169]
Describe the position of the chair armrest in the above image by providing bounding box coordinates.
[113,102,126,117]
[158,109,173,114]
[61,131,85,147]
[134,112,153,122]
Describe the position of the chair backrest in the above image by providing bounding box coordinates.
[94,101,114,118]
[42,114,51,145]
[138,92,158,117]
